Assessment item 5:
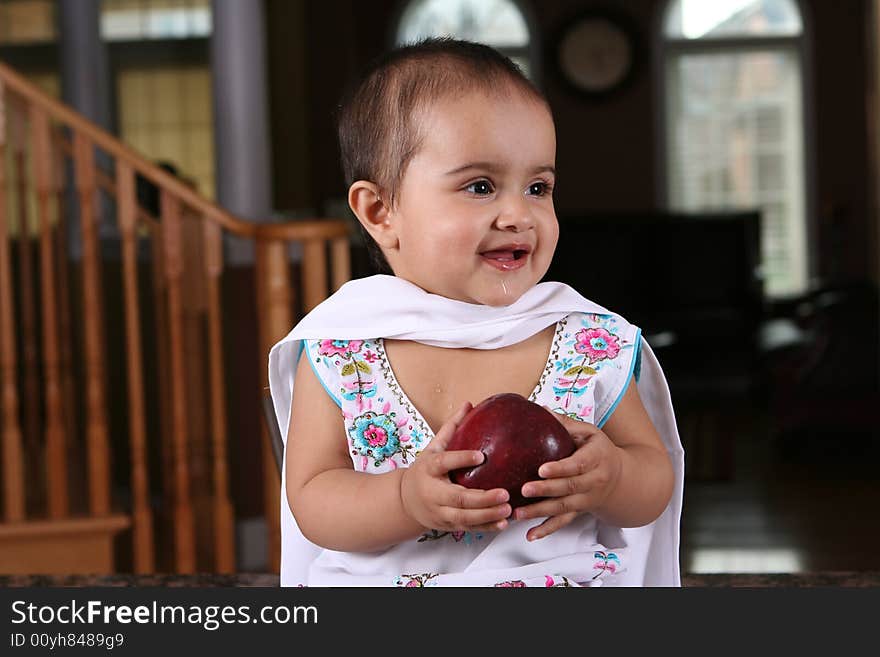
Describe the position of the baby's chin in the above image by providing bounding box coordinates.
[470,282,530,308]
[402,276,532,307]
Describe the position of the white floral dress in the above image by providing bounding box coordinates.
[297,311,643,587]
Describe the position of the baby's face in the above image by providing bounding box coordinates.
[387,87,558,307]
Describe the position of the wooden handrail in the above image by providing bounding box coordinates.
[0,60,350,244]
[252,220,350,242]
[0,61,250,234]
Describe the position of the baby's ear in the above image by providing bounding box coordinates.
[348,181,398,249]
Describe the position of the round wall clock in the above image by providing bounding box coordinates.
[554,10,638,98]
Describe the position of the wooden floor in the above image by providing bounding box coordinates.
[680,407,880,573]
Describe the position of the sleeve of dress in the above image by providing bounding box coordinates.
[583,314,643,428]
[301,339,344,409]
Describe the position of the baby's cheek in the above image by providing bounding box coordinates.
[435,234,477,260]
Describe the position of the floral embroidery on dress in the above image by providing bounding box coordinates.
[491,575,573,587]
[548,314,635,416]
[346,403,424,469]
[318,339,363,359]
[394,573,439,587]
[310,338,428,470]
[575,327,620,362]
[544,575,574,587]
[592,551,622,579]
[313,339,377,409]
[418,529,484,544]
[349,411,417,467]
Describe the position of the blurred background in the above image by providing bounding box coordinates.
[0,0,877,577]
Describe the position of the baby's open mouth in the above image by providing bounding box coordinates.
[480,248,529,261]
[480,246,531,271]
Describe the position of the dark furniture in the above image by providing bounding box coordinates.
[546,210,764,358]
[762,280,880,469]
[545,211,765,480]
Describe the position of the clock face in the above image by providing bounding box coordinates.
[558,16,634,95]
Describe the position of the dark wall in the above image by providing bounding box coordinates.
[808,0,871,282]
[266,0,873,284]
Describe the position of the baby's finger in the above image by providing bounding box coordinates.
[537,452,596,479]
[525,511,578,541]
[513,495,586,522]
[468,518,510,534]
[427,449,485,476]
[426,401,473,452]
[440,485,509,510]
[521,476,590,501]
[439,503,512,530]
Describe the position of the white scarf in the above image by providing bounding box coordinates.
[268,274,684,586]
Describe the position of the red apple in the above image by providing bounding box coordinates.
[446,393,575,508]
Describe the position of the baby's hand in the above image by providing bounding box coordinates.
[400,401,512,534]
[513,409,623,541]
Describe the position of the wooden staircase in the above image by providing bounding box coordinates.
[0,60,352,574]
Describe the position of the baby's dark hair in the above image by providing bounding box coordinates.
[337,37,550,274]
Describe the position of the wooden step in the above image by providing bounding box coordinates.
[0,515,131,574]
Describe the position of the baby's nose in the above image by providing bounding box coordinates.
[495,205,535,232]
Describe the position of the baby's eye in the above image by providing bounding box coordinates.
[465,180,494,196]
[526,181,553,197]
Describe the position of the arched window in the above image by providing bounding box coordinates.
[395,0,536,79]
[661,0,810,297]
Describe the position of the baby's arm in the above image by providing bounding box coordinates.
[515,380,674,540]
[285,355,511,552]
[584,380,675,525]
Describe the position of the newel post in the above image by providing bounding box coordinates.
[255,239,293,573]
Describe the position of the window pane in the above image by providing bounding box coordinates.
[0,0,56,44]
[101,0,211,41]
[117,65,215,200]
[397,0,529,48]
[667,49,807,297]
[665,0,802,39]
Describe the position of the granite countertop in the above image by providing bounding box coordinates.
[1,572,879,587]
